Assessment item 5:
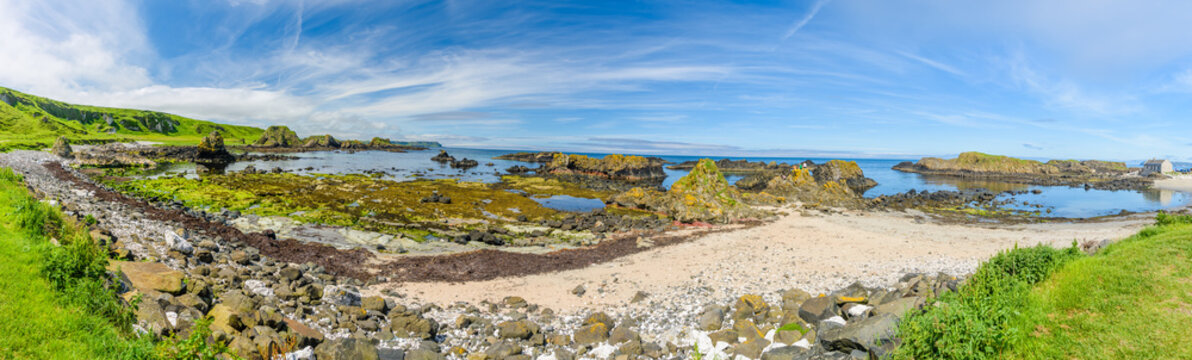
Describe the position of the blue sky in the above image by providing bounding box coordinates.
[3,0,1192,160]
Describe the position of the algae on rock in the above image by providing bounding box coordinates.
[252,126,302,147]
[610,159,763,223]
[51,136,73,158]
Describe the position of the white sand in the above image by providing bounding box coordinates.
[381,208,1149,314]
[1154,176,1192,193]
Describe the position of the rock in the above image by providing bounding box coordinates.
[610,159,763,223]
[405,349,445,360]
[573,322,610,345]
[196,131,235,163]
[571,284,586,297]
[51,136,73,158]
[760,345,808,360]
[302,134,341,148]
[874,297,922,319]
[842,303,873,321]
[229,335,259,360]
[253,126,302,147]
[733,319,766,342]
[608,326,640,344]
[230,250,251,265]
[362,296,387,312]
[698,305,726,331]
[733,294,770,323]
[798,296,839,324]
[431,150,455,163]
[322,285,362,306]
[134,300,171,336]
[314,337,380,360]
[208,304,245,334]
[735,338,771,359]
[485,340,522,358]
[497,320,539,340]
[108,260,186,295]
[781,289,812,311]
[630,291,649,303]
[539,153,666,181]
[819,313,900,355]
[583,312,613,327]
[283,318,325,345]
[390,313,439,339]
[278,266,302,281]
[813,160,878,193]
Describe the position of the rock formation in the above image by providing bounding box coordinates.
[195,131,235,164]
[431,150,456,163]
[542,153,666,181]
[302,134,340,148]
[252,126,302,147]
[611,159,763,223]
[51,136,72,158]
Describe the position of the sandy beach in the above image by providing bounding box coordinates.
[1154,176,1192,193]
[385,208,1150,314]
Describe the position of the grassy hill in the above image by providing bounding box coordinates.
[0,87,262,150]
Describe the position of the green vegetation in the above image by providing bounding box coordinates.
[0,87,262,150]
[895,212,1192,359]
[912,152,1130,176]
[0,168,240,359]
[0,168,153,358]
[113,173,587,238]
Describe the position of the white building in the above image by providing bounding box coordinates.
[1143,159,1173,176]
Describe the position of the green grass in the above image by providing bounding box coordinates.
[0,86,262,149]
[894,212,1192,359]
[1003,214,1192,359]
[0,168,237,359]
[0,168,155,359]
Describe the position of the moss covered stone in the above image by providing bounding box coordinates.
[195,131,234,163]
[252,126,301,147]
[610,159,763,223]
[50,136,72,158]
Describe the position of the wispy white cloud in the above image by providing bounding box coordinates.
[781,0,830,41]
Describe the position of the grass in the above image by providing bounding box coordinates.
[0,168,155,359]
[1002,213,1192,359]
[0,167,238,359]
[894,212,1192,359]
[0,86,262,150]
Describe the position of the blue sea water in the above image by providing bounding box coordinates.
[152,147,1191,218]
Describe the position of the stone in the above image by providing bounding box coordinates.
[390,314,439,339]
[630,291,649,303]
[253,126,302,147]
[322,285,362,306]
[874,297,921,319]
[733,319,766,342]
[283,318,324,345]
[362,295,387,312]
[135,300,171,336]
[842,303,873,321]
[108,260,185,295]
[798,296,839,324]
[608,326,640,344]
[196,131,235,163]
[314,337,380,360]
[760,345,808,360]
[279,266,302,281]
[485,340,522,358]
[733,294,770,323]
[231,250,252,265]
[819,313,900,354]
[497,320,539,340]
[405,349,446,360]
[583,312,613,327]
[698,305,726,331]
[208,304,245,334]
[735,338,771,359]
[573,322,610,345]
[571,284,586,297]
[229,335,259,360]
[51,136,73,158]
[781,289,812,311]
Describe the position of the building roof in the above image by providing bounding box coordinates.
[1145,159,1171,165]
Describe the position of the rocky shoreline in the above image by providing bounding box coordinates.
[893,152,1155,191]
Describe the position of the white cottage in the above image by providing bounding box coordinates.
[1143,159,1172,175]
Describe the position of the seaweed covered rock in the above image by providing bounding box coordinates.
[544,153,665,181]
[51,136,73,158]
[494,151,565,163]
[755,165,870,208]
[431,150,455,163]
[368,137,397,149]
[813,160,877,193]
[252,126,301,147]
[611,159,762,223]
[339,140,367,150]
[195,131,234,164]
[302,134,340,148]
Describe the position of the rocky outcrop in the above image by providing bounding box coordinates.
[813,160,878,193]
[611,159,764,223]
[668,158,791,174]
[742,160,877,209]
[493,151,565,163]
[894,152,1145,190]
[252,126,302,147]
[195,131,235,164]
[302,134,340,149]
[431,150,455,163]
[51,136,72,158]
[543,153,666,181]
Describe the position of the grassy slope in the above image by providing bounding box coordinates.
[0,87,262,148]
[895,215,1192,359]
[1004,222,1192,359]
[0,170,153,359]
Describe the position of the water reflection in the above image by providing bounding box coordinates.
[1142,189,1176,206]
[917,175,1032,193]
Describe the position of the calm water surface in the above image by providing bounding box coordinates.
[151,148,1190,217]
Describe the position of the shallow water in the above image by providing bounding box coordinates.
[530,195,607,212]
[150,148,1190,218]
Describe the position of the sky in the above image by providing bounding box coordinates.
[3,0,1192,161]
